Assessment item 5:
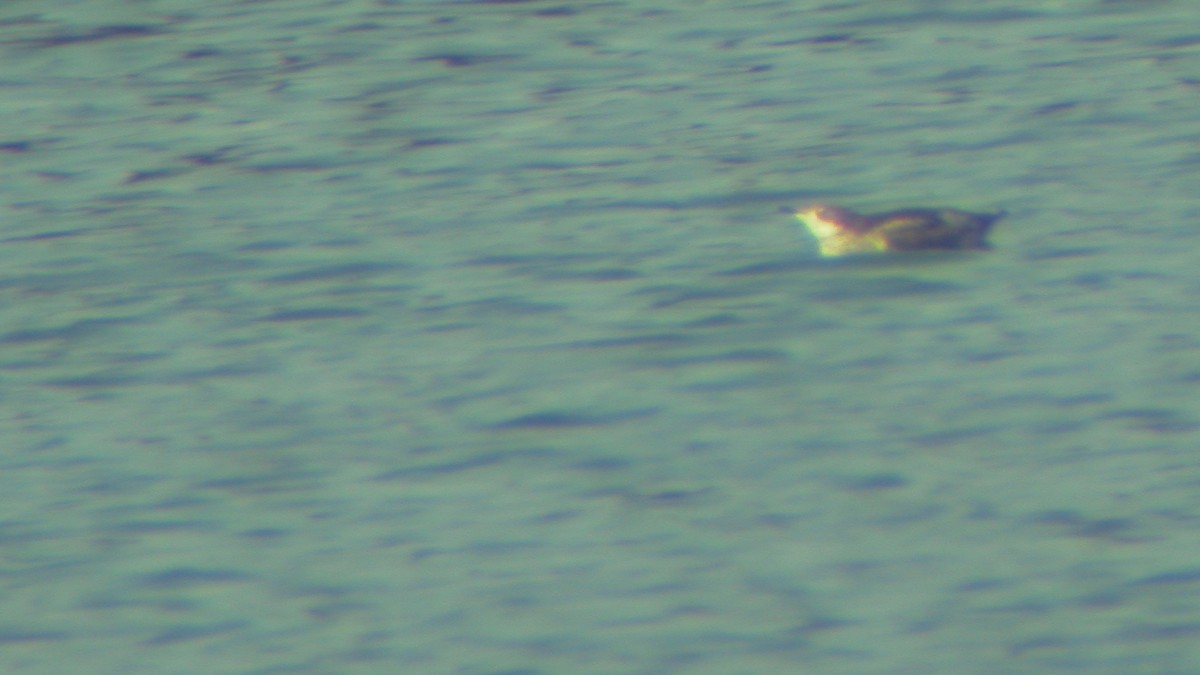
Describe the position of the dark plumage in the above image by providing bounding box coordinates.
[789,204,1004,257]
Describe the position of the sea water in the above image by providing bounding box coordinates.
[2,1,1200,672]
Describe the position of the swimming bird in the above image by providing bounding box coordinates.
[787,204,1004,257]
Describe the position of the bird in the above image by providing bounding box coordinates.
[787,204,1004,257]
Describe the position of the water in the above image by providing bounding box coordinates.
[3,0,1200,672]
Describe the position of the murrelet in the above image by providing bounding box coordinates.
[789,204,1004,257]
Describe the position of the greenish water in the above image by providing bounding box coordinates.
[3,1,1200,672]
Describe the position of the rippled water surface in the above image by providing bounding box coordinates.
[4,1,1200,672]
